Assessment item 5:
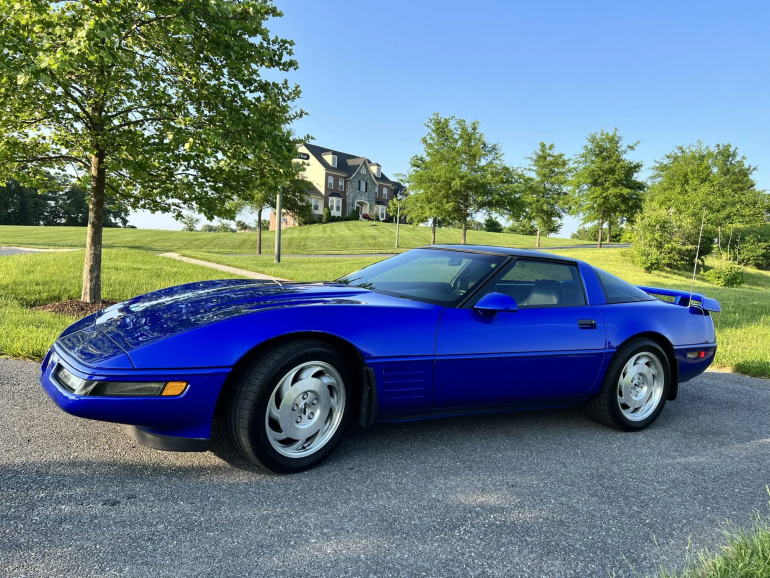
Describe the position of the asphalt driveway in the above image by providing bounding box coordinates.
[1,358,768,577]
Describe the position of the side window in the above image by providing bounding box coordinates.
[594,268,655,304]
[480,259,586,308]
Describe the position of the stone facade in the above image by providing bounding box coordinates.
[345,163,378,218]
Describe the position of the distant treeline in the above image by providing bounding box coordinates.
[0,179,130,227]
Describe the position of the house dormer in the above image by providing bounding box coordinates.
[322,151,338,168]
[371,163,382,178]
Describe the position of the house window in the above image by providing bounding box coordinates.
[338,179,344,191]
[331,198,342,217]
[379,206,386,220]
[359,180,367,192]
[327,176,333,189]
[381,186,387,199]
[331,155,337,167]
[311,198,320,213]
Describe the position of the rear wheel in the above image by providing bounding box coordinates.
[585,338,671,431]
[228,340,353,473]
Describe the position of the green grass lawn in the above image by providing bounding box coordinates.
[180,251,383,281]
[0,221,591,255]
[0,249,240,360]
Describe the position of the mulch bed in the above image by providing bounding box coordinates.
[33,299,119,317]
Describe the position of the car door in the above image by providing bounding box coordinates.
[434,258,606,409]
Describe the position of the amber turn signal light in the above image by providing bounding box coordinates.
[161,381,188,396]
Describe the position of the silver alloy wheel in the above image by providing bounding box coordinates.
[265,361,346,458]
[617,352,665,421]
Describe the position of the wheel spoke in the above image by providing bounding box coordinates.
[268,402,281,423]
[268,427,289,441]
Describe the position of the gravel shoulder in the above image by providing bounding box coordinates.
[1,358,768,577]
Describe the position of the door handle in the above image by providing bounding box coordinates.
[578,319,597,329]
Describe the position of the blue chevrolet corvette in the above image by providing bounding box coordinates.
[41,246,720,473]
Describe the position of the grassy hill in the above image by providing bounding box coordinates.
[0,221,591,255]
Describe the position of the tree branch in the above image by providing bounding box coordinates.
[13,155,90,169]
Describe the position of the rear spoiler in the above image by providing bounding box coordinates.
[637,286,721,313]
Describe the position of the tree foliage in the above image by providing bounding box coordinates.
[0,0,302,300]
[632,142,768,271]
[520,142,570,246]
[0,178,129,226]
[570,129,645,247]
[406,114,514,244]
[631,201,714,272]
[646,142,768,232]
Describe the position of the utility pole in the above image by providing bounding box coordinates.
[275,186,282,263]
[395,191,406,248]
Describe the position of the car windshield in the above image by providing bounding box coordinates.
[336,249,507,306]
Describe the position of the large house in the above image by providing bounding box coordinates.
[270,143,406,230]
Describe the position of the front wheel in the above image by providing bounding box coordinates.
[228,340,353,473]
[584,338,671,431]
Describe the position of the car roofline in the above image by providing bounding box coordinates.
[416,245,578,263]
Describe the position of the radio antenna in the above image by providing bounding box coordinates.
[689,209,706,305]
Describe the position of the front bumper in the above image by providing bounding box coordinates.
[40,346,230,451]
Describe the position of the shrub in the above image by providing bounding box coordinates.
[483,216,503,233]
[322,207,331,224]
[631,203,715,272]
[702,261,744,287]
[738,238,770,269]
[505,219,537,236]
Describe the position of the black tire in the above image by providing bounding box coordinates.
[228,340,354,473]
[584,338,671,431]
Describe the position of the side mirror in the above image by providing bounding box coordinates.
[474,292,518,315]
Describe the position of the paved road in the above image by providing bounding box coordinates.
[1,359,767,577]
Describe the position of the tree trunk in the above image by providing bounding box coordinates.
[461,219,467,244]
[536,226,541,248]
[81,152,106,303]
[597,217,603,249]
[606,220,612,244]
[431,218,437,244]
[256,207,262,255]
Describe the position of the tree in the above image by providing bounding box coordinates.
[407,114,511,244]
[570,129,645,247]
[0,178,129,226]
[483,216,503,233]
[0,0,302,301]
[646,142,768,246]
[631,201,714,272]
[505,218,538,236]
[229,159,314,255]
[522,143,570,247]
[177,214,200,232]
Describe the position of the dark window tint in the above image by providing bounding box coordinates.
[336,249,506,306]
[594,268,655,304]
[477,259,586,308]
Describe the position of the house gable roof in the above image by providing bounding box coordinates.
[302,143,394,182]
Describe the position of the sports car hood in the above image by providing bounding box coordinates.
[90,279,367,352]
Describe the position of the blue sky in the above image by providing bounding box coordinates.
[132,0,770,234]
